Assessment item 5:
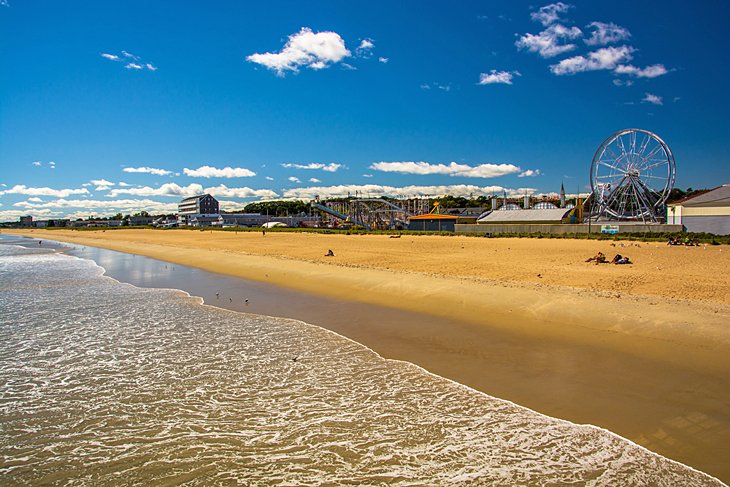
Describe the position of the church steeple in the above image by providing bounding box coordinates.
[560,182,566,208]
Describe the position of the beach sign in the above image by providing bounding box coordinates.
[600,225,619,234]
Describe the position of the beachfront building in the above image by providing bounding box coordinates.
[407,213,459,231]
[477,208,574,225]
[667,184,730,235]
[178,194,220,226]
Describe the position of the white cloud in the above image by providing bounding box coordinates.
[122,50,139,60]
[265,176,274,181]
[530,2,572,26]
[204,184,278,199]
[370,161,522,178]
[614,63,668,78]
[612,78,634,87]
[108,182,277,199]
[125,63,143,70]
[0,185,89,198]
[585,22,631,46]
[518,169,542,177]
[549,45,634,75]
[145,63,157,71]
[309,178,321,183]
[516,23,583,58]
[288,176,301,183]
[281,162,342,172]
[247,27,351,75]
[359,39,374,50]
[183,165,256,178]
[283,184,535,200]
[48,161,56,167]
[642,93,663,105]
[123,166,173,176]
[420,82,452,92]
[363,174,373,178]
[118,182,131,187]
[378,57,389,63]
[90,179,115,191]
[479,70,520,85]
[13,198,179,213]
[27,197,43,203]
[101,53,119,61]
[32,161,41,166]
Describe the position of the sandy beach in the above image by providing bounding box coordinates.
[11,228,730,481]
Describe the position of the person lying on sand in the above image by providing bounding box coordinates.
[585,252,607,264]
[610,254,632,265]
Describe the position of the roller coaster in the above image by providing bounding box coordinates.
[311,198,426,230]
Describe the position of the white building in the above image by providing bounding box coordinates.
[667,184,730,235]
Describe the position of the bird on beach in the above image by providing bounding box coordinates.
[292,356,300,362]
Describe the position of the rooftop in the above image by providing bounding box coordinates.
[668,184,730,207]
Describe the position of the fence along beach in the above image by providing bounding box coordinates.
[9,228,730,482]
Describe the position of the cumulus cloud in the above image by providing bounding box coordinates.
[378,57,389,63]
[125,63,143,70]
[183,165,256,178]
[614,63,668,78]
[359,39,374,50]
[27,197,43,203]
[530,2,572,26]
[479,70,520,85]
[549,45,634,75]
[13,198,179,214]
[515,23,582,58]
[283,184,535,200]
[288,176,301,183]
[309,178,321,183]
[247,27,351,75]
[642,93,663,105]
[108,182,277,199]
[370,161,522,178]
[32,161,41,166]
[585,22,631,46]
[0,185,89,198]
[90,179,115,191]
[518,169,542,177]
[123,166,173,176]
[281,162,342,172]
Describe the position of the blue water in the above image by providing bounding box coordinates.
[0,235,722,485]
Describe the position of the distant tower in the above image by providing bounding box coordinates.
[560,183,566,208]
[523,193,530,209]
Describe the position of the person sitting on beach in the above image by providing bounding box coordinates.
[614,256,631,265]
[325,249,335,257]
[585,252,606,264]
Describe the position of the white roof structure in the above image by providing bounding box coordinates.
[477,208,572,224]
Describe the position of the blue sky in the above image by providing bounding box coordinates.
[1,0,729,219]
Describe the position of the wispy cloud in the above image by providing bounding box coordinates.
[122,166,173,176]
[378,57,389,64]
[479,70,520,85]
[183,165,256,178]
[370,161,524,178]
[281,162,342,172]
[550,45,634,75]
[642,93,663,105]
[32,161,41,167]
[101,51,157,71]
[247,27,351,75]
[309,178,321,183]
[614,63,668,78]
[356,38,375,58]
[420,82,452,92]
[518,169,542,177]
[584,21,631,46]
[288,176,301,183]
[0,184,90,198]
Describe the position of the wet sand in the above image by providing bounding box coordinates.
[10,229,730,482]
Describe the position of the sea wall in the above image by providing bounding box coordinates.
[456,223,684,235]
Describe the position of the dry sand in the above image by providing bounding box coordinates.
[10,228,730,481]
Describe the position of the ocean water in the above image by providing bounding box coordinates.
[0,237,722,486]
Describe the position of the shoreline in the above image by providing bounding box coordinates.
[8,229,730,482]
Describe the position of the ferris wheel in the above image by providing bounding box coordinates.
[590,128,676,221]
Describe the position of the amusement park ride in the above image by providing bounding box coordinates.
[308,128,676,229]
[587,128,676,223]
